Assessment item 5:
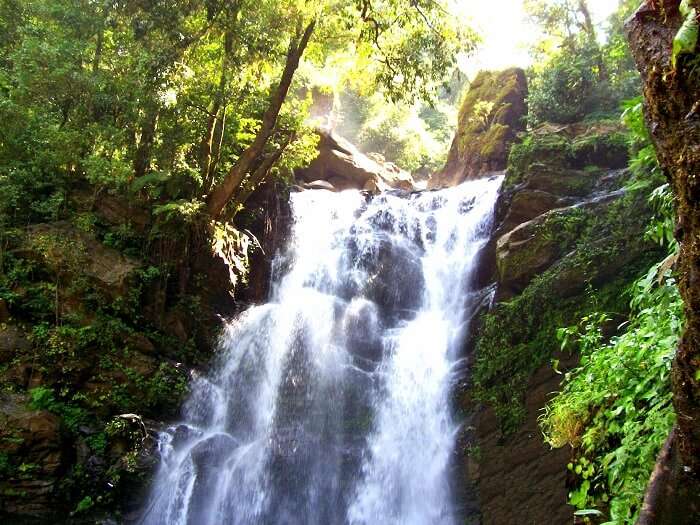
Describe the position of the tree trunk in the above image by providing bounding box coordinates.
[626,3,700,522]
[200,27,235,187]
[134,102,160,179]
[205,20,316,219]
[199,100,222,181]
[231,138,292,215]
[577,0,608,81]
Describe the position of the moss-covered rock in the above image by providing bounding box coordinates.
[429,68,528,188]
[474,188,662,434]
[505,121,629,189]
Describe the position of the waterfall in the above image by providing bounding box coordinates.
[139,176,502,525]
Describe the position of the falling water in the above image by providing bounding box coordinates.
[139,176,502,525]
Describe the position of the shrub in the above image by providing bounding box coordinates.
[540,266,680,523]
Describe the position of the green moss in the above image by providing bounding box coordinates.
[479,124,509,158]
[506,133,571,187]
[454,68,526,162]
[473,191,663,434]
[497,206,589,285]
[571,130,628,168]
[505,125,630,189]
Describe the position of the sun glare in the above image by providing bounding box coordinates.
[454,0,622,77]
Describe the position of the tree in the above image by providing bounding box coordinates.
[525,0,607,80]
[0,0,474,226]
[524,0,641,124]
[627,3,700,522]
[205,0,473,218]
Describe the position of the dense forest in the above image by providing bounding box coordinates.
[0,0,699,524]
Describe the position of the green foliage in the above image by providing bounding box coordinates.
[673,1,699,69]
[525,1,641,125]
[0,0,476,236]
[473,189,658,433]
[72,495,94,514]
[336,88,458,174]
[527,41,616,125]
[506,125,628,188]
[28,386,88,433]
[540,267,680,523]
[539,98,681,523]
[621,96,676,252]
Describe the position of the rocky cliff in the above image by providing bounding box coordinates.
[296,129,415,192]
[455,119,660,524]
[0,185,288,523]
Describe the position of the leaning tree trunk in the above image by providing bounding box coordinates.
[626,2,700,522]
[206,20,316,219]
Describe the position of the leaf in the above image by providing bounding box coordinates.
[673,9,699,69]
[574,509,604,517]
[130,171,170,192]
[680,0,695,18]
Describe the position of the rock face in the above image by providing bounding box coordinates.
[296,129,415,192]
[429,68,528,188]
[24,221,141,299]
[458,122,661,524]
[626,2,700,522]
[0,393,69,518]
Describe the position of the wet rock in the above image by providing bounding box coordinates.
[359,236,425,322]
[342,299,383,367]
[304,179,337,191]
[190,433,237,473]
[171,424,199,448]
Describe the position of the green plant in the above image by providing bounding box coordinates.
[72,495,94,514]
[541,266,680,524]
[28,386,89,433]
[473,184,661,433]
[672,0,699,69]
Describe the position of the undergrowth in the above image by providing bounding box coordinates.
[540,262,680,524]
[539,97,681,524]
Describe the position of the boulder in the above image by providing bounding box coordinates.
[296,130,415,192]
[94,193,150,233]
[521,165,599,197]
[497,189,564,235]
[505,121,629,189]
[493,121,631,238]
[303,180,336,191]
[496,191,624,297]
[23,222,140,299]
[352,236,425,323]
[342,299,383,367]
[0,324,31,364]
[0,393,70,517]
[429,68,528,188]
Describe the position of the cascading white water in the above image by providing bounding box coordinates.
[139,176,502,525]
